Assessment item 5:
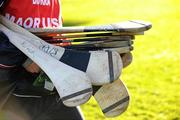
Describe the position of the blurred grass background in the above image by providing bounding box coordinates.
[62,0,180,120]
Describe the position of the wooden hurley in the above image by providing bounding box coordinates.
[28,20,152,34]
[0,15,123,86]
[0,14,153,118]
[94,79,130,117]
[0,24,93,107]
[36,31,143,39]
[62,40,133,48]
[43,35,134,43]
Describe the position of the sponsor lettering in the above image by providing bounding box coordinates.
[5,13,62,28]
[32,0,50,6]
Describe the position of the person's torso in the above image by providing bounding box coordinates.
[2,0,62,28]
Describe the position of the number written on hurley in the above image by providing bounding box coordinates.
[39,42,58,57]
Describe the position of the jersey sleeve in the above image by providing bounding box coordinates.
[0,31,27,68]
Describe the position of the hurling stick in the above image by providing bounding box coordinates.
[94,40,133,48]
[106,46,133,53]
[44,36,133,48]
[44,35,134,43]
[93,49,133,117]
[78,46,133,54]
[28,20,152,33]
[37,32,143,39]
[20,32,123,86]
[62,40,133,48]
[46,39,133,47]
[0,24,92,107]
[94,79,130,117]
[0,15,122,85]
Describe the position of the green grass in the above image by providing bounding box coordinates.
[61,0,180,120]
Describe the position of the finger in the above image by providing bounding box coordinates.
[120,52,133,68]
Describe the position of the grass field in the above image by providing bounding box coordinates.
[62,0,180,120]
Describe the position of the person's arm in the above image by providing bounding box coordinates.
[23,59,40,73]
[0,31,40,73]
[0,31,27,67]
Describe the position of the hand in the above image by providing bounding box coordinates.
[25,62,41,73]
[120,52,133,68]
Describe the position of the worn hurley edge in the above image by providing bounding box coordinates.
[61,88,92,101]
[28,20,152,33]
[102,96,130,113]
[44,35,134,43]
[36,32,144,39]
